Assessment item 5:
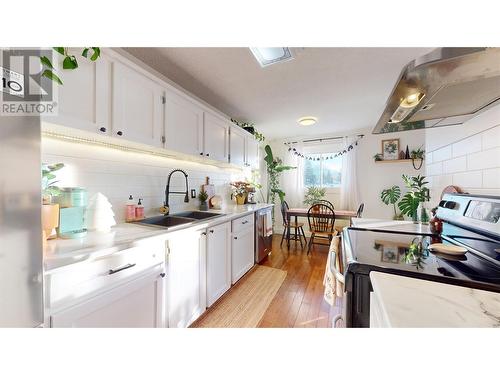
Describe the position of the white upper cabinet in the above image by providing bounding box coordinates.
[164,88,204,156]
[111,60,164,147]
[203,112,229,162]
[44,49,110,134]
[230,125,246,167]
[246,136,260,169]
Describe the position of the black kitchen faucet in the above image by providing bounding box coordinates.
[164,169,189,215]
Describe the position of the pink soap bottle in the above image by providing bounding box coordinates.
[126,195,136,222]
[135,198,144,219]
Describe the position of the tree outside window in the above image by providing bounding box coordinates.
[303,153,342,188]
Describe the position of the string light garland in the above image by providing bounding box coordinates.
[284,134,364,161]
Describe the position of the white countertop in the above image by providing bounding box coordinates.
[351,217,434,235]
[370,271,500,328]
[44,203,273,271]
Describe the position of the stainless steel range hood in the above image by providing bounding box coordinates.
[373,48,500,134]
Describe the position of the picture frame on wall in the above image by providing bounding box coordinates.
[382,138,400,160]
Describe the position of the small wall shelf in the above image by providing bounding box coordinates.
[375,159,413,164]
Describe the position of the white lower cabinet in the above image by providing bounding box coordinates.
[206,222,231,307]
[166,228,207,328]
[50,265,165,328]
[231,214,255,284]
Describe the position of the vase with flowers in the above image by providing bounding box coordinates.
[230,181,250,205]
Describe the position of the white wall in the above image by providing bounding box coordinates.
[42,137,245,223]
[357,127,426,219]
[425,104,500,208]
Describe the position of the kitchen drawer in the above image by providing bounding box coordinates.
[46,244,164,309]
[232,213,254,234]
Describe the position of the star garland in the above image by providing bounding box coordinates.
[284,134,364,161]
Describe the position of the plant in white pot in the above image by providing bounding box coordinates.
[41,163,64,240]
[199,190,209,211]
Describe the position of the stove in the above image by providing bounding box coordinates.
[341,193,500,328]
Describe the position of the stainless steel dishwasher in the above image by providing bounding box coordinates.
[255,207,273,263]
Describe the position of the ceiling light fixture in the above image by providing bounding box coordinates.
[250,47,293,68]
[298,116,317,126]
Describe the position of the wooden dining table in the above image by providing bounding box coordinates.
[285,207,358,249]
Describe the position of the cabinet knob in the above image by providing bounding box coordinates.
[201,232,207,236]
[206,153,210,157]
[99,127,106,133]
[117,130,123,136]
[209,229,214,233]
[160,272,166,278]
[234,236,238,240]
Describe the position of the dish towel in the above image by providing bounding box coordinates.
[323,235,345,306]
[265,210,273,236]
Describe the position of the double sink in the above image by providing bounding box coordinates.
[138,211,224,229]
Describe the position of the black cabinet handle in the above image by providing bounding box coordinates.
[99,127,106,133]
[209,229,214,233]
[199,152,203,156]
[108,263,136,275]
[117,131,123,136]
[160,272,166,278]
[234,236,238,240]
[206,153,210,157]
[201,232,207,236]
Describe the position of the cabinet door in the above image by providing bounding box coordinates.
[111,60,164,147]
[203,112,229,162]
[231,227,255,284]
[229,126,246,166]
[167,228,207,328]
[246,136,260,169]
[50,268,165,328]
[45,49,110,133]
[206,222,231,307]
[164,89,204,156]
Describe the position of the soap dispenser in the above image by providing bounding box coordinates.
[126,195,136,222]
[135,198,144,219]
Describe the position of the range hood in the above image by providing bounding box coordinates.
[373,48,500,134]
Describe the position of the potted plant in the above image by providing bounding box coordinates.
[199,190,209,211]
[410,146,425,170]
[231,119,265,142]
[373,153,383,161]
[41,163,64,240]
[398,174,430,223]
[380,185,404,220]
[303,186,326,206]
[230,181,250,205]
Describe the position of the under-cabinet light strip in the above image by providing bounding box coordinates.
[41,131,242,171]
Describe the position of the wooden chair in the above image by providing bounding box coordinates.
[356,203,365,218]
[280,200,307,248]
[307,203,337,254]
[316,200,334,211]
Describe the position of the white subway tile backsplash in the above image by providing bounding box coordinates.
[42,138,245,223]
[426,162,443,176]
[442,156,467,174]
[467,147,500,170]
[432,146,452,162]
[451,134,481,158]
[452,171,482,189]
[482,125,500,151]
[483,168,500,189]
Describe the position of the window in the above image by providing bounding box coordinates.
[303,153,342,188]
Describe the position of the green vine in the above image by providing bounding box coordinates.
[231,118,265,142]
[40,47,101,85]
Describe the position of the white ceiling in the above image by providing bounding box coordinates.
[125,47,434,140]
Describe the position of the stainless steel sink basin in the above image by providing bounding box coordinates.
[173,211,223,220]
[138,215,196,228]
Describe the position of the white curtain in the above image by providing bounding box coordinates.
[340,136,360,210]
[281,142,305,208]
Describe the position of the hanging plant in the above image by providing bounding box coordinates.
[410,146,425,170]
[40,47,101,85]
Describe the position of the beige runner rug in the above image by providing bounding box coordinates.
[191,265,287,328]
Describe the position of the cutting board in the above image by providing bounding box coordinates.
[202,177,215,207]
